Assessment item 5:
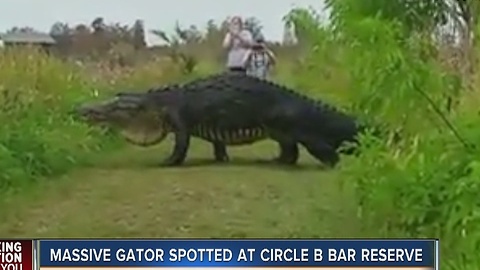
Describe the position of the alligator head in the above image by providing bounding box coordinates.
[75,92,170,147]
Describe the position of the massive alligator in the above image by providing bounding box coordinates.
[75,71,361,167]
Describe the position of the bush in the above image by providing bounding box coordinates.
[0,48,117,193]
[288,8,480,270]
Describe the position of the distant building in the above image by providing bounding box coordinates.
[0,32,56,51]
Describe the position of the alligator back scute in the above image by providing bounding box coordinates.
[244,73,345,117]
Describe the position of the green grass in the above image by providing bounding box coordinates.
[0,138,359,238]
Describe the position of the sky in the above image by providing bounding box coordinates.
[1,0,326,45]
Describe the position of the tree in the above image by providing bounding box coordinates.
[70,24,93,56]
[91,17,105,34]
[49,22,70,37]
[50,22,72,54]
[324,0,477,46]
[206,19,218,34]
[185,25,203,43]
[283,8,324,45]
[446,0,478,46]
[150,27,198,74]
[150,30,172,45]
[6,26,37,33]
[90,17,111,54]
[244,17,263,39]
[132,19,146,50]
[173,22,202,44]
[282,21,298,46]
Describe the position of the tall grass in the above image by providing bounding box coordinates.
[0,47,117,193]
[0,45,219,194]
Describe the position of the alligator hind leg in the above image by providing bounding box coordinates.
[299,137,339,167]
[274,142,299,165]
[269,133,299,165]
[212,142,229,162]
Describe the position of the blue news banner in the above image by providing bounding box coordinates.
[38,239,438,268]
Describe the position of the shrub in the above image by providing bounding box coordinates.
[0,47,117,193]
[289,8,480,269]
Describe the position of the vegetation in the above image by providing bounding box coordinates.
[0,48,109,192]
[283,0,480,269]
[0,0,479,269]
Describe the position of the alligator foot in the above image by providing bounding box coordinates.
[160,156,185,167]
[213,142,229,163]
[300,137,339,168]
[271,156,297,165]
[271,141,299,165]
[215,154,230,163]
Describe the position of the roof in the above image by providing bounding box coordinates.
[0,32,56,44]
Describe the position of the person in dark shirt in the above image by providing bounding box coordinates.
[243,34,276,79]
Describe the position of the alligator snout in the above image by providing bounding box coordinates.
[73,104,105,122]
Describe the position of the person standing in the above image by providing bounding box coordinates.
[243,34,276,80]
[222,16,253,73]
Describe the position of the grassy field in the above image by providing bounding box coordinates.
[0,138,359,238]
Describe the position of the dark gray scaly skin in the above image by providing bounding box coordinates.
[76,71,361,167]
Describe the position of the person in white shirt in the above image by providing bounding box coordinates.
[243,34,276,80]
[222,16,254,73]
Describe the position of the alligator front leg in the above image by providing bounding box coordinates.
[162,111,190,166]
[300,137,339,168]
[212,142,229,162]
[162,131,191,166]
